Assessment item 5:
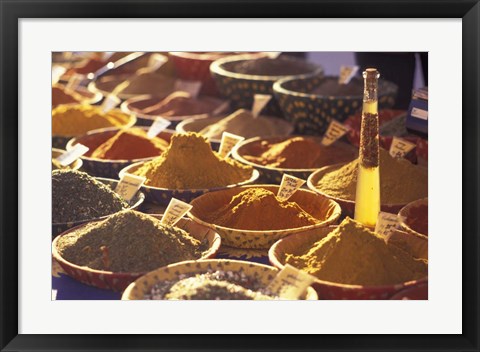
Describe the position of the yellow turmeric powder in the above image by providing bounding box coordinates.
[285,217,428,286]
[52,104,131,136]
[134,132,252,189]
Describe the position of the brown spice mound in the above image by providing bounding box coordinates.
[52,86,82,108]
[90,128,168,160]
[285,217,428,286]
[204,188,321,231]
[141,91,219,116]
[56,210,206,273]
[134,132,252,189]
[315,148,428,204]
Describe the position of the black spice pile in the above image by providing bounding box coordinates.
[232,58,313,76]
[56,210,208,273]
[52,170,128,223]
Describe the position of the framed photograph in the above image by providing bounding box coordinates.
[1,0,478,351]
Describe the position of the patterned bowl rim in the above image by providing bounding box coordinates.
[210,54,324,82]
[52,177,145,227]
[268,225,428,291]
[169,51,268,61]
[231,135,356,173]
[52,148,83,171]
[398,197,428,240]
[306,162,416,209]
[52,216,222,278]
[119,161,261,193]
[65,125,174,164]
[53,83,103,106]
[121,258,318,300]
[273,73,399,100]
[176,115,295,145]
[187,184,342,236]
[120,94,230,123]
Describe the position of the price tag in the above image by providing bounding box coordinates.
[115,173,146,202]
[374,211,399,237]
[160,198,193,227]
[277,174,305,202]
[389,137,416,158]
[174,80,202,99]
[101,94,121,113]
[148,54,168,71]
[101,52,114,61]
[218,132,244,158]
[267,264,316,300]
[266,52,282,59]
[65,73,85,92]
[147,117,171,139]
[338,65,359,85]
[55,143,89,167]
[321,119,350,146]
[52,65,67,85]
[251,94,272,118]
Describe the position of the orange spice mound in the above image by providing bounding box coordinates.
[204,188,321,231]
[90,128,168,160]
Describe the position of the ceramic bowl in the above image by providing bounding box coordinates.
[119,162,260,206]
[398,198,428,239]
[211,54,323,116]
[269,226,428,300]
[52,177,145,238]
[122,259,317,300]
[187,185,341,249]
[65,126,174,178]
[231,136,357,184]
[52,216,221,291]
[52,148,83,171]
[273,74,398,135]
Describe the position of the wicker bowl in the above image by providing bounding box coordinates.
[398,198,428,239]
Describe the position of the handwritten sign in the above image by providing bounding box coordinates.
[251,94,272,118]
[277,174,305,202]
[389,137,416,158]
[321,119,350,146]
[115,173,145,202]
[147,117,171,139]
[160,198,193,227]
[65,73,85,92]
[52,65,67,85]
[375,211,399,237]
[174,80,202,98]
[338,65,359,85]
[267,264,316,299]
[218,132,245,158]
[55,143,89,167]
[101,94,121,113]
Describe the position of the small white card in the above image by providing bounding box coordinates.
[321,119,351,146]
[160,198,193,227]
[52,65,67,85]
[375,211,399,237]
[277,174,306,202]
[115,173,146,202]
[389,137,416,158]
[55,144,89,167]
[148,54,168,72]
[174,80,202,98]
[147,117,171,139]
[218,132,245,158]
[101,94,121,113]
[338,65,359,85]
[267,264,316,300]
[251,94,272,118]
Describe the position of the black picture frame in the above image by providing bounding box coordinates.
[1,1,479,351]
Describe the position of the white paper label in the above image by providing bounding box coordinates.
[375,211,399,237]
[65,73,85,92]
[251,94,272,118]
[411,107,428,120]
[56,143,89,167]
[101,94,121,113]
[52,65,67,85]
[161,198,193,227]
[266,52,282,59]
[148,54,168,72]
[277,174,306,202]
[389,137,416,158]
[338,65,359,85]
[115,173,146,202]
[267,264,316,300]
[321,119,350,146]
[174,80,202,98]
[147,117,171,139]
[218,132,245,158]
[101,52,114,61]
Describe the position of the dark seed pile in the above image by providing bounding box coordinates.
[52,170,128,223]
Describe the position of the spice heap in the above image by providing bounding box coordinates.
[89,128,169,160]
[52,85,82,108]
[232,57,314,76]
[199,109,289,141]
[134,132,252,189]
[117,72,175,96]
[203,188,321,231]
[310,77,363,96]
[315,148,428,204]
[52,170,128,223]
[285,217,428,286]
[56,210,206,272]
[52,104,131,136]
[404,202,428,236]
[242,137,356,169]
[145,270,275,300]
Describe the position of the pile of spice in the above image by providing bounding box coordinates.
[315,148,428,204]
[285,217,428,286]
[232,57,314,76]
[56,210,207,273]
[134,132,252,189]
[309,77,363,96]
[199,109,290,141]
[52,170,128,223]
[117,72,175,96]
[242,137,356,169]
[89,128,169,160]
[404,202,428,236]
[52,85,83,108]
[52,104,131,136]
[203,188,321,231]
[145,270,275,300]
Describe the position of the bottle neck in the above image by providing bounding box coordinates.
[362,69,379,113]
